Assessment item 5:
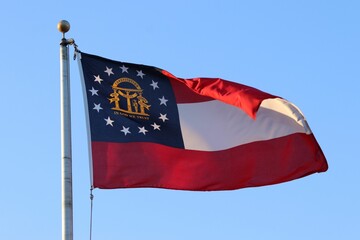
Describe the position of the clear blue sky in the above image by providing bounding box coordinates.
[0,1,359,239]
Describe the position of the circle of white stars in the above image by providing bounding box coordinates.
[87,64,171,137]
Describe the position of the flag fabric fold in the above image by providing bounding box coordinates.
[77,51,328,191]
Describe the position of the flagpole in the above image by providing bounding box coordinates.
[58,20,73,240]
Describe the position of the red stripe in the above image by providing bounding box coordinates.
[162,69,277,119]
[168,75,214,103]
[91,133,327,190]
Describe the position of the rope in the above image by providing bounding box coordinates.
[89,188,94,240]
[73,41,79,60]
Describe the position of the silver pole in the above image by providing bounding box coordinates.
[58,20,73,240]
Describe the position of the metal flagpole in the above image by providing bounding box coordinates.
[58,20,74,240]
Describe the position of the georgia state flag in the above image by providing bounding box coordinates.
[78,51,328,191]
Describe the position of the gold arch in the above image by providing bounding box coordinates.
[112,77,141,90]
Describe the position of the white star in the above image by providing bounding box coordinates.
[93,103,103,112]
[159,113,169,122]
[119,65,129,73]
[150,80,159,90]
[104,116,114,126]
[151,122,161,130]
[138,126,148,135]
[89,87,99,96]
[159,96,168,106]
[104,66,114,76]
[94,75,103,84]
[136,70,145,79]
[121,126,131,136]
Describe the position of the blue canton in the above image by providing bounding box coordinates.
[80,52,184,149]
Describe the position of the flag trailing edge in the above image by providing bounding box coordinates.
[77,51,328,191]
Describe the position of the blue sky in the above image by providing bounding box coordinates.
[0,1,359,239]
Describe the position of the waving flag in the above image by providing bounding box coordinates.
[78,52,328,190]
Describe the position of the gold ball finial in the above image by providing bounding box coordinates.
[57,20,70,33]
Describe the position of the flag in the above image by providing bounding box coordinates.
[77,51,328,191]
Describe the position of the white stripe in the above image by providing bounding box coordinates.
[178,98,310,151]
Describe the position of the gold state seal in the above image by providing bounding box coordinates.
[108,78,151,119]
